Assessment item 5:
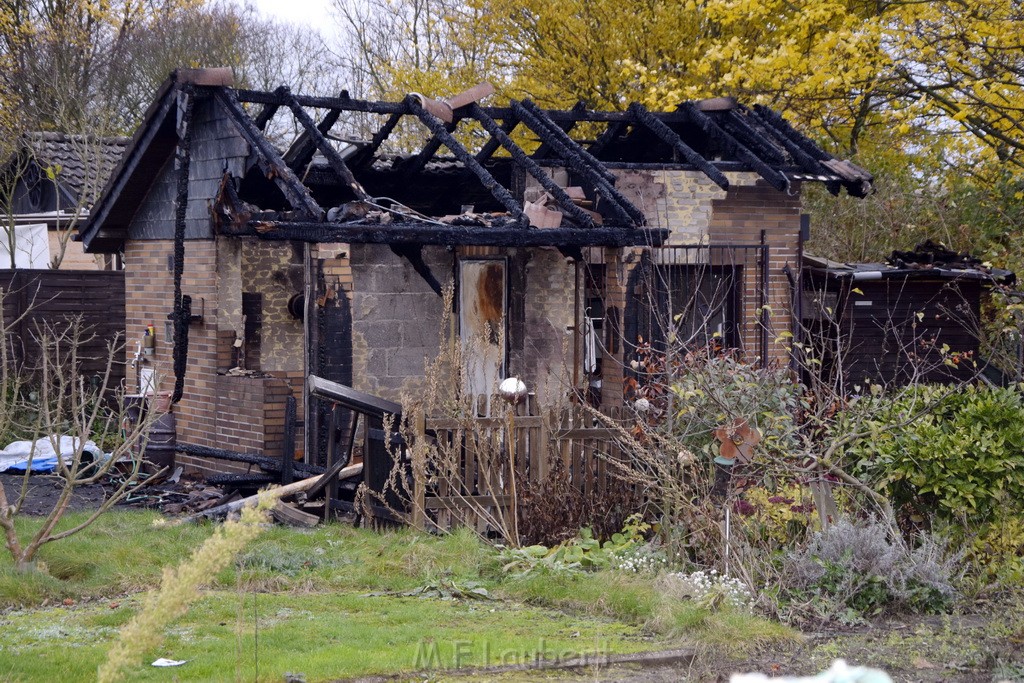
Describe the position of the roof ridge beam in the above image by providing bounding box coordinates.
[512,100,644,226]
[215,88,324,218]
[679,102,789,191]
[469,103,597,229]
[627,103,729,190]
[281,88,369,201]
[406,95,528,226]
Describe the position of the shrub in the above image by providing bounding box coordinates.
[838,384,1024,524]
[783,518,959,622]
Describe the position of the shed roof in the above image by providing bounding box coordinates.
[804,241,1015,285]
[80,69,873,252]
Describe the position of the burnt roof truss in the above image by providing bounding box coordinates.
[79,71,875,254]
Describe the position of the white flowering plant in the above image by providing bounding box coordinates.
[661,569,753,611]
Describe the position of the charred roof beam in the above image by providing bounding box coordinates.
[468,104,597,229]
[350,111,404,168]
[236,88,407,115]
[253,85,287,131]
[511,100,643,227]
[475,115,519,163]
[283,101,345,174]
[721,110,788,165]
[281,88,369,202]
[406,95,529,226]
[215,88,324,218]
[244,220,668,247]
[587,120,627,157]
[533,101,585,159]
[679,103,789,192]
[403,116,460,174]
[745,106,834,175]
[627,103,729,190]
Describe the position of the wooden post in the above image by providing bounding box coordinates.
[411,406,426,531]
[281,396,296,485]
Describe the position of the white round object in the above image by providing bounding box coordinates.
[498,377,528,403]
[633,397,651,413]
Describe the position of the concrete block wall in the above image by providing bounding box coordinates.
[523,248,579,406]
[350,244,451,402]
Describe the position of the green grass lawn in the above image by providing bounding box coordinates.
[0,510,793,682]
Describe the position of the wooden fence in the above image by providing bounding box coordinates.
[0,269,126,388]
[403,405,629,534]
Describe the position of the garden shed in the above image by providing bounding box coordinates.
[77,67,872,482]
[801,242,1015,389]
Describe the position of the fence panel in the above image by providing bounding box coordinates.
[0,270,125,390]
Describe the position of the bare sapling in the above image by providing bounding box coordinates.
[0,303,165,571]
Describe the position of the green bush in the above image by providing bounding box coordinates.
[838,384,1024,523]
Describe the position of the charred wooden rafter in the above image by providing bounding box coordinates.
[468,104,597,229]
[511,100,642,227]
[253,85,287,131]
[721,110,788,165]
[521,100,616,183]
[245,220,666,247]
[390,244,443,295]
[679,102,789,191]
[281,88,369,201]
[405,95,529,226]
[404,116,460,174]
[627,103,730,190]
[588,120,628,157]
[533,101,585,159]
[475,115,518,163]
[283,104,344,173]
[215,88,325,218]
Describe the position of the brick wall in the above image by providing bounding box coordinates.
[124,237,295,475]
[600,171,802,407]
[708,181,802,366]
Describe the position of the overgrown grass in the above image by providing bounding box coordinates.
[0,511,793,682]
[0,510,213,607]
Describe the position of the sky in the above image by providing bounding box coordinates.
[248,0,337,29]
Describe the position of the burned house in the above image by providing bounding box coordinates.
[801,242,1015,389]
[78,68,871,476]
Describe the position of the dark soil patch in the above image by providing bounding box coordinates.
[0,472,110,516]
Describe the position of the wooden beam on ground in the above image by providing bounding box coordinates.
[177,464,362,524]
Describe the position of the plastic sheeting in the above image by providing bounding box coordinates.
[0,436,104,474]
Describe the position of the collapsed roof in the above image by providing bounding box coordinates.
[80,68,873,252]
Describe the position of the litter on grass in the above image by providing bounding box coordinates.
[151,658,187,667]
